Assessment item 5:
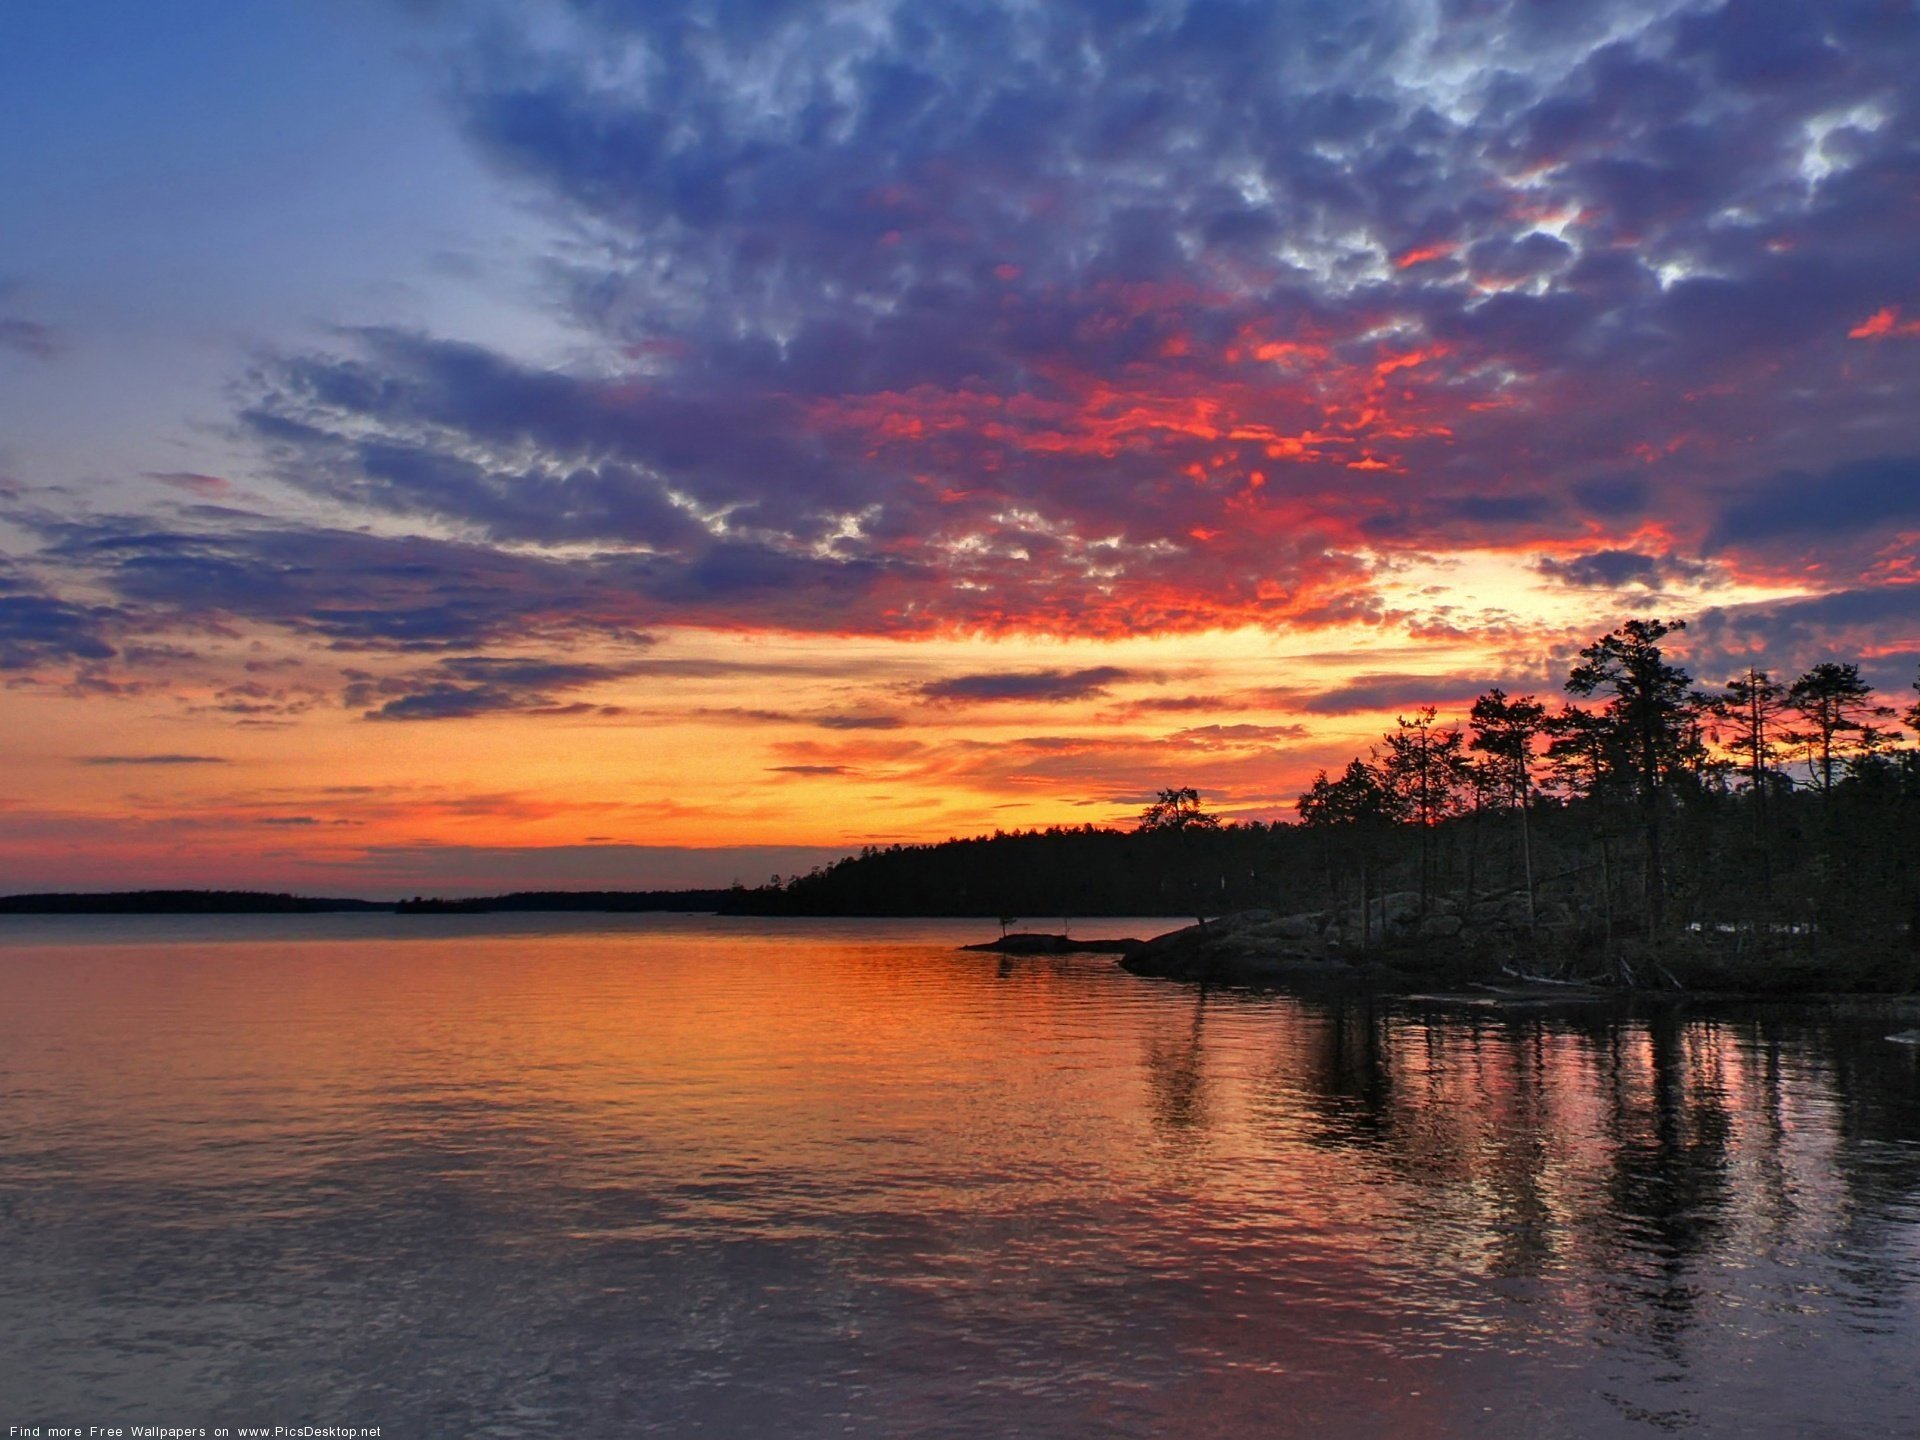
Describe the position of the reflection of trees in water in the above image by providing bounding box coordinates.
[1591,1007,1734,1361]
[1276,998,1568,1280]
[1827,1017,1920,1202]
[1306,994,1394,1145]
[1808,1015,1920,1318]
[1143,990,1211,1143]
[1480,1025,1555,1279]
[1748,1027,1796,1244]
[1252,996,1920,1335]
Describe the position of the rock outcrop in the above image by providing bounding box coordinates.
[963,932,1141,955]
[1119,910,1367,985]
[1117,894,1569,988]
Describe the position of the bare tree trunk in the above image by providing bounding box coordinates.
[1599,832,1611,945]
[1360,853,1371,955]
[1518,779,1537,943]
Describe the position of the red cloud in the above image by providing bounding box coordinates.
[1394,242,1458,270]
[1848,307,1920,341]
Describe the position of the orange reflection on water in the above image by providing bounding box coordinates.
[3,916,1918,1436]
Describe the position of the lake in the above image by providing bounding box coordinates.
[2,913,1918,1437]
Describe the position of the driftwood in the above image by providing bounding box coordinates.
[1498,965,1597,988]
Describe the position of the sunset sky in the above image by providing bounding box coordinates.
[4,0,1918,896]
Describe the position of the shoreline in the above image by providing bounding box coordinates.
[1112,907,1920,1002]
[4,897,1916,1003]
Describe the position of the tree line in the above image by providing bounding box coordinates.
[1296,618,1920,979]
[758,619,1917,985]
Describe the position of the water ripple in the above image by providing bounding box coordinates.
[2,915,1918,1436]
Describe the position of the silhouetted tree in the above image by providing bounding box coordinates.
[1565,618,1696,929]
[1542,703,1618,802]
[1470,688,1548,925]
[1378,706,1470,910]
[1138,786,1222,831]
[1712,669,1789,795]
[1786,662,1894,795]
[1298,759,1400,951]
[1709,668,1790,898]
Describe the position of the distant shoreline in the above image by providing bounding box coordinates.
[0,889,733,915]
[0,887,1179,918]
[0,889,1141,918]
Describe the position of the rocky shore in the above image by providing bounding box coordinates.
[1119,893,1540,988]
[1116,895,1920,997]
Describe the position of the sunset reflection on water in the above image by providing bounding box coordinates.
[2,914,1917,1436]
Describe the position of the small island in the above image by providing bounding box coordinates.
[961,932,1142,954]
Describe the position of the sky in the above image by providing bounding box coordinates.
[3,0,1918,897]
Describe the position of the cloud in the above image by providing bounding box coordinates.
[0,585,121,671]
[1535,548,1711,591]
[347,655,645,721]
[78,754,231,766]
[41,516,660,652]
[1294,672,1490,717]
[1708,456,1920,550]
[9,0,1869,657]
[0,317,59,361]
[1168,723,1311,746]
[1569,476,1651,519]
[18,0,1920,679]
[207,0,1914,639]
[812,712,904,730]
[1689,584,1920,689]
[920,666,1135,704]
[194,680,329,722]
[147,472,234,498]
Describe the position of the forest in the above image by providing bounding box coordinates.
[756,619,1920,987]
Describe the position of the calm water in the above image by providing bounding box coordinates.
[3,914,1918,1438]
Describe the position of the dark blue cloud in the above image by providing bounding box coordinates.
[1693,584,1920,656]
[1675,0,1844,91]
[0,317,59,360]
[245,328,862,545]
[47,520,610,651]
[812,712,904,730]
[1684,585,1920,697]
[1435,494,1558,527]
[1537,548,1709,589]
[38,515,906,650]
[347,656,643,721]
[921,667,1135,703]
[77,753,229,766]
[0,587,120,670]
[1570,475,1650,518]
[436,3,1917,543]
[1708,456,1920,550]
[1296,672,1489,716]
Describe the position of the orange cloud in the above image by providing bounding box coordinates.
[1394,242,1459,270]
[1848,306,1920,340]
[807,311,1469,487]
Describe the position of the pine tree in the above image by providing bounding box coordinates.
[1785,662,1894,794]
[1564,618,1696,930]
[1377,707,1470,913]
[1469,688,1548,926]
[1298,759,1399,951]
[1708,668,1790,899]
